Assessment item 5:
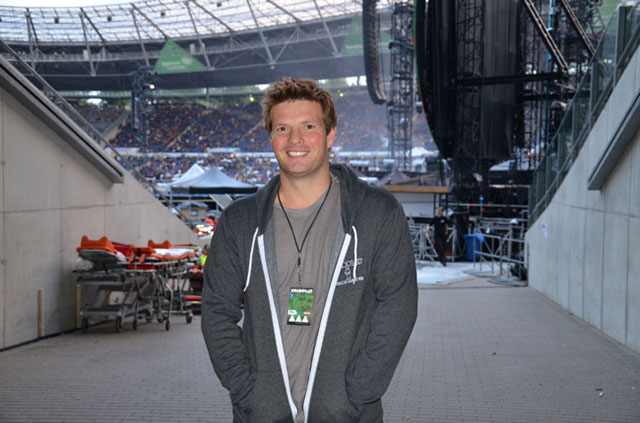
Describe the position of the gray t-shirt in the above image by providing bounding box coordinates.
[274,176,341,421]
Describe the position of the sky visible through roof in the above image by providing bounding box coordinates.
[0,0,132,6]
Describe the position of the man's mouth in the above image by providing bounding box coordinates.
[287,151,308,157]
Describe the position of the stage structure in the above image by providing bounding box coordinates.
[363,0,415,171]
[388,2,415,170]
[131,66,156,152]
[415,0,607,206]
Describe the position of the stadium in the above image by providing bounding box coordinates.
[0,0,639,421]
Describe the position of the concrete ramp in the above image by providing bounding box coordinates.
[0,56,200,349]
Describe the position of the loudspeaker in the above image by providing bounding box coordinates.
[363,0,386,104]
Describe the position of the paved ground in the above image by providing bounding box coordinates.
[1,275,639,423]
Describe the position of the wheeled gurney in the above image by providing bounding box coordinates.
[74,236,155,332]
[126,240,198,330]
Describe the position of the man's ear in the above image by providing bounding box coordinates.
[327,127,337,149]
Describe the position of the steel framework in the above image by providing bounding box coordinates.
[0,0,365,43]
[449,0,605,203]
[131,66,156,152]
[387,1,415,170]
[0,0,392,90]
[516,0,604,174]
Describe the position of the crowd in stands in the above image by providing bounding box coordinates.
[76,89,435,183]
[112,104,204,151]
[181,102,261,152]
[72,103,125,133]
[118,154,278,186]
[334,92,386,151]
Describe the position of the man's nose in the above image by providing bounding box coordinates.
[289,127,303,144]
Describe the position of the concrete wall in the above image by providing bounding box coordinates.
[526,45,640,353]
[0,86,200,349]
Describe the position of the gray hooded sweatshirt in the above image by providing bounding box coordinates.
[201,164,418,423]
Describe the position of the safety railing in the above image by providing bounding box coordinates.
[409,221,460,264]
[472,231,527,284]
[409,223,437,262]
[529,2,640,223]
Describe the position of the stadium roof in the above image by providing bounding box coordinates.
[0,0,392,91]
[0,0,375,44]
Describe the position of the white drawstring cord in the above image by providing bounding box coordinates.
[244,227,259,292]
[352,225,359,279]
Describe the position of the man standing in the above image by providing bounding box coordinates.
[430,207,449,266]
[201,78,417,423]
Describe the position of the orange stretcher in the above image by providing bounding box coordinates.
[126,240,199,330]
[74,236,200,332]
[75,236,155,332]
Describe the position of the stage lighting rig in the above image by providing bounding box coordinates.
[363,0,415,172]
[131,66,157,152]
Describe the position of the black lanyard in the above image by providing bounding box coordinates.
[277,178,333,284]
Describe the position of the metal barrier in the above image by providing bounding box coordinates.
[472,229,527,284]
[409,222,459,265]
[409,223,437,262]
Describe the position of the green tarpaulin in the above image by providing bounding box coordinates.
[155,39,206,74]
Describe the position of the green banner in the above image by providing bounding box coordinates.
[155,39,206,74]
[341,15,391,57]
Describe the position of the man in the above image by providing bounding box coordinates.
[201,77,417,423]
[430,207,449,266]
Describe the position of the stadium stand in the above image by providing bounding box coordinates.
[72,103,125,134]
[69,89,433,184]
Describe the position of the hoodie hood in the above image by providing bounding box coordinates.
[254,164,368,235]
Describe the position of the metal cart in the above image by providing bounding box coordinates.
[148,259,197,330]
[75,250,156,332]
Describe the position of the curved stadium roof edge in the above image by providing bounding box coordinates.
[0,0,385,44]
[0,0,391,91]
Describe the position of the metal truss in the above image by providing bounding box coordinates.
[387,1,414,170]
[1,12,391,89]
[131,66,156,152]
[0,0,372,44]
[558,0,595,57]
[522,0,569,73]
[515,0,602,174]
[447,0,604,204]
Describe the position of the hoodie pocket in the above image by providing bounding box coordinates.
[245,371,292,423]
[308,370,361,423]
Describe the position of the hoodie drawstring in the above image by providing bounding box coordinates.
[244,228,259,292]
[351,225,359,279]
[246,225,358,291]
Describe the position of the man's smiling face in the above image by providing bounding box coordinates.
[269,99,336,183]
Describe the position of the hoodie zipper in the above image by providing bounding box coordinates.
[257,234,298,419]
[254,231,353,423]
[302,233,352,423]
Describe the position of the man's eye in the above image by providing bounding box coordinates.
[304,124,315,130]
[275,127,288,133]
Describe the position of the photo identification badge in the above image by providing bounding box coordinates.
[287,287,314,326]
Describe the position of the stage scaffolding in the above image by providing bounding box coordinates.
[449,0,604,205]
[388,1,415,171]
[516,0,604,172]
